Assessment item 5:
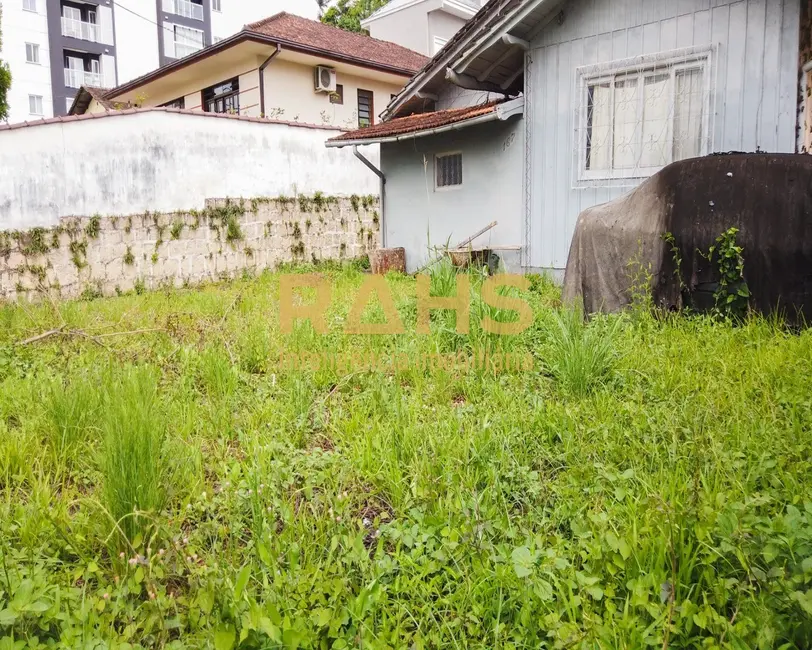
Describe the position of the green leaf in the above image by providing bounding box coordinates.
[234,564,251,601]
[11,579,33,609]
[792,590,812,616]
[511,546,535,578]
[214,624,236,650]
[585,585,604,600]
[0,608,18,626]
[534,580,554,602]
[283,627,303,650]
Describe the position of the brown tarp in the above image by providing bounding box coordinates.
[563,154,812,323]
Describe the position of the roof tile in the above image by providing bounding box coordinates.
[329,100,504,142]
[247,12,429,74]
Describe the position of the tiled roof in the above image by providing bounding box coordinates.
[68,86,116,115]
[247,12,429,74]
[0,107,345,132]
[85,86,116,109]
[329,100,504,142]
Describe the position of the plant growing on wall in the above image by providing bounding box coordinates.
[0,2,12,122]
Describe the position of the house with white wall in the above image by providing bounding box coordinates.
[361,0,485,56]
[329,0,810,274]
[70,12,429,130]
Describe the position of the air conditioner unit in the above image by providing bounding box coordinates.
[314,66,337,93]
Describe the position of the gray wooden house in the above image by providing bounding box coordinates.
[328,0,809,274]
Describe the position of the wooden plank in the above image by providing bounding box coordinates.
[676,13,695,48]
[642,20,661,55]
[555,39,572,268]
[659,16,678,52]
[758,0,782,151]
[741,0,766,151]
[777,0,802,151]
[692,9,712,45]
[626,24,643,57]
[710,4,730,152]
[723,1,747,150]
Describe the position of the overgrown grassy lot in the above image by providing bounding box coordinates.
[1,262,811,649]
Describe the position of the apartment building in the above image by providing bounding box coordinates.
[0,0,315,124]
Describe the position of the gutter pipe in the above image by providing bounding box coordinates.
[259,44,281,118]
[352,145,387,247]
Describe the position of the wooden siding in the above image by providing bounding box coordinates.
[528,0,801,269]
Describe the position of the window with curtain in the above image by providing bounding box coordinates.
[579,50,710,183]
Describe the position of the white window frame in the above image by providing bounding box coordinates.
[435,151,463,191]
[173,24,204,58]
[25,42,40,64]
[22,0,36,12]
[575,45,714,187]
[29,95,43,116]
[212,0,221,11]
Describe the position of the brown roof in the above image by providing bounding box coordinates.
[68,86,116,115]
[329,100,504,143]
[247,12,429,75]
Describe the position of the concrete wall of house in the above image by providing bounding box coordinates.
[97,55,407,126]
[427,10,468,54]
[381,118,524,273]
[528,0,801,270]
[0,111,380,231]
[262,59,405,127]
[365,2,432,55]
[0,197,379,301]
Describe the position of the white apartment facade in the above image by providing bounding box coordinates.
[360,0,485,56]
[0,0,315,124]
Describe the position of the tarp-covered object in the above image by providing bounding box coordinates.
[563,154,812,322]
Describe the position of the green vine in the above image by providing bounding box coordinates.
[704,227,750,320]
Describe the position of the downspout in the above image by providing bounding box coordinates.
[259,44,281,118]
[353,145,387,247]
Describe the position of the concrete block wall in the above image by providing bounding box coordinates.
[0,195,380,302]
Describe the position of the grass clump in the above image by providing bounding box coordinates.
[100,367,166,550]
[542,307,621,394]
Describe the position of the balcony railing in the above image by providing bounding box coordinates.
[61,17,100,42]
[64,68,102,89]
[173,0,203,20]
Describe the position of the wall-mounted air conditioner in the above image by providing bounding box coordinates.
[314,66,337,93]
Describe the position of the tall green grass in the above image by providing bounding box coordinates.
[100,366,166,549]
[542,307,622,394]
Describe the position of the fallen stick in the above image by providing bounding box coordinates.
[20,326,66,345]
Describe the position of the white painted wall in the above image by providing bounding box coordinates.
[0,111,379,230]
[528,0,801,270]
[263,59,405,126]
[381,118,524,273]
[1,0,53,123]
